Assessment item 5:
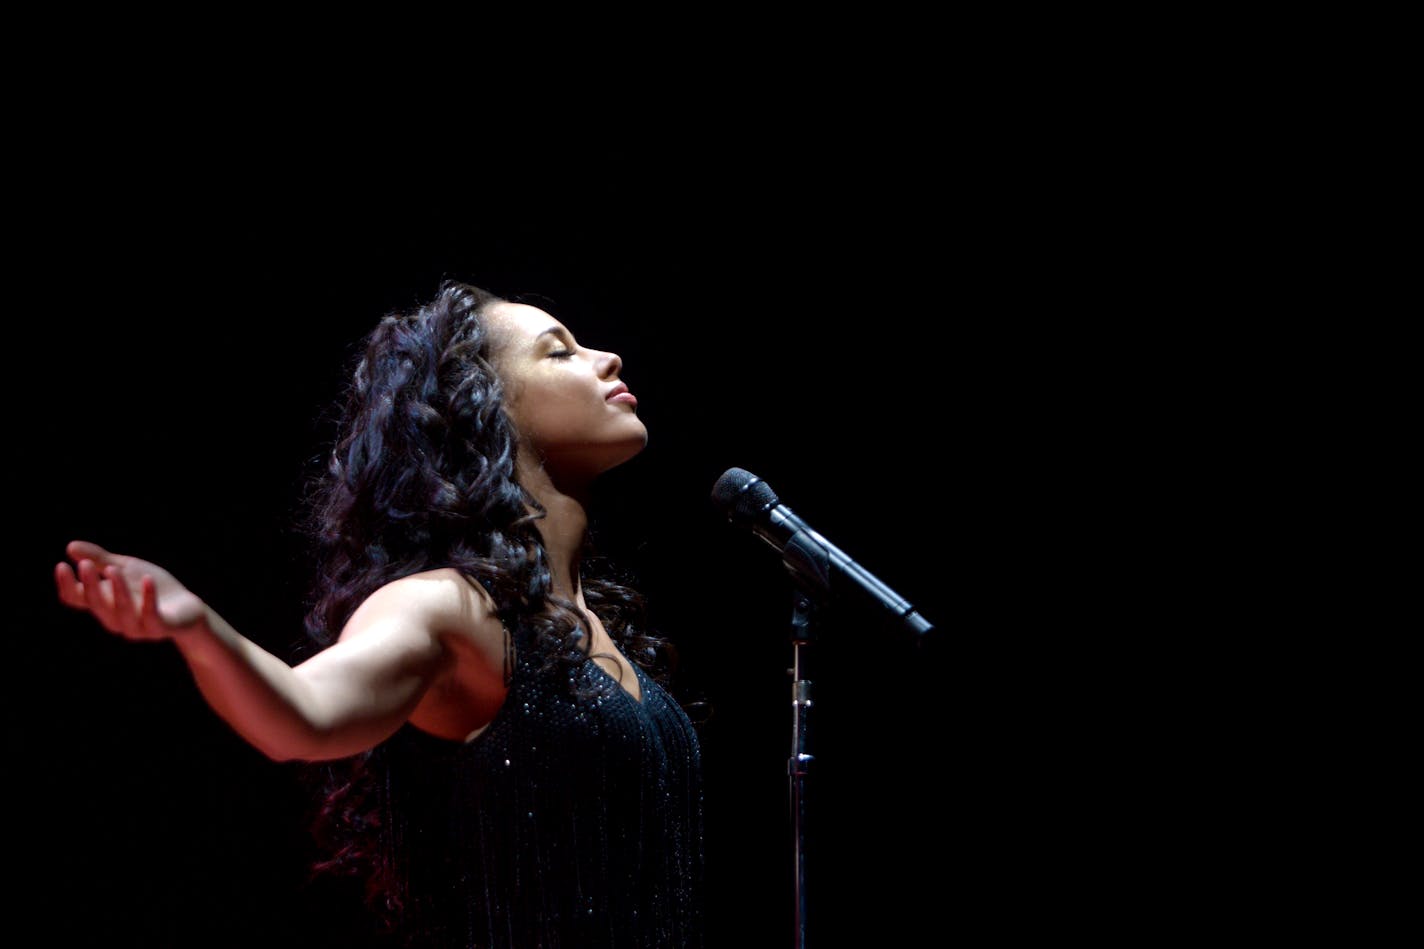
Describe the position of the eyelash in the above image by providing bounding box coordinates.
[548,350,575,359]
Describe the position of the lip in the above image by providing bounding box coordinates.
[605,382,637,407]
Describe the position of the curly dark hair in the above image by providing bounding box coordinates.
[294,279,673,930]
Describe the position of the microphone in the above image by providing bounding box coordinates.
[711,467,934,637]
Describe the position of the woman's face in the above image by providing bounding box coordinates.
[486,302,647,481]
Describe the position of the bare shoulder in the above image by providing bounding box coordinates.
[344,567,500,644]
[350,568,510,741]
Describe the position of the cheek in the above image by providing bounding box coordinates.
[508,382,589,440]
[543,376,597,414]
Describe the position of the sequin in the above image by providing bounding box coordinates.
[379,624,705,947]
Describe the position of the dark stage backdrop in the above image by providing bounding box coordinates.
[12,151,982,947]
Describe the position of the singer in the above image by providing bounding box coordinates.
[53,281,706,947]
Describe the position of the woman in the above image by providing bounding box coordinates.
[53,280,704,947]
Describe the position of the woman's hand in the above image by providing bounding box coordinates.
[55,540,208,641]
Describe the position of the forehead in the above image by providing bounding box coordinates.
[485,302,565,347]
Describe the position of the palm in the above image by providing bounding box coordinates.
[55,540,206,640]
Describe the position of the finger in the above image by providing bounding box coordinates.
[66,540,111,566]
[106,564,134,632]
[76,558,121,633]
[139,575,164,632]
[55,562,84,609]
[75,558,102,609]
[107,565,143,639]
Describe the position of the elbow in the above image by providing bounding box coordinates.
[251,738,312,763]
[261,746,306,764]
[246,727,334,763]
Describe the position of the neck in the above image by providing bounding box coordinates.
[515,456,592,606]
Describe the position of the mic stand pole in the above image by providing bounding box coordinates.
[788,590,816,949]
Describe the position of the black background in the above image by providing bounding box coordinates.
[7,123,1072,946]
[1,20,1312,943]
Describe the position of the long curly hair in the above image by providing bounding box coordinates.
[294,279,673,930]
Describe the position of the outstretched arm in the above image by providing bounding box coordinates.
[54,540,453,762]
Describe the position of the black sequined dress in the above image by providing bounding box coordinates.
[380,626,705,948]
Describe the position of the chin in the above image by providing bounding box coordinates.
[547,436,648,484]
[603,435,648,472]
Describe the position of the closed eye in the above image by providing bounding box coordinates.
[537,324,579,358]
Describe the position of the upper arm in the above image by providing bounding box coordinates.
[288,570,497,757]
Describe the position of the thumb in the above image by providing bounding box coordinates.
[66,539,114,564]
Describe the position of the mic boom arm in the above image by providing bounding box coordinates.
[718,468,934,638]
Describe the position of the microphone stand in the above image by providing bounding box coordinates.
[710,467,935,947]
[788,590,816,949]
[776,529,840,949]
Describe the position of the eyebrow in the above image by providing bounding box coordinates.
[536,326,574,345]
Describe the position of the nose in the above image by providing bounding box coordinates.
[596,349,623,379]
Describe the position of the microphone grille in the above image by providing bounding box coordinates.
[710,467,780,527]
